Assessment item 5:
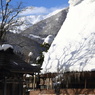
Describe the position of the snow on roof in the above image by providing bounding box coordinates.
[0,44,13,51]
[31,64,40,66]
[41,0,95,73]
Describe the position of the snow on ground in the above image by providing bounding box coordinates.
[28,34,45,40]
[41,0,95,73]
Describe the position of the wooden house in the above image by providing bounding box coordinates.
[0,44,41,95]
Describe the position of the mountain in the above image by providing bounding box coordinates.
[12,7,67,33]
[11,15,46,33]
[5,7,68,63]
[41,0,95,73]
[21,8,68,44]
[5,32,45,63]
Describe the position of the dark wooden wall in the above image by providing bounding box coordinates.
[61,71,95,89]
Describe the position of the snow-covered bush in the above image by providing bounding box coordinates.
[43,35,54,45]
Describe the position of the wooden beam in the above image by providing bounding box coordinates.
[19,79,23,95]
[4,77,7,95]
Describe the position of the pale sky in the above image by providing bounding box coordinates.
[10,0,69,16]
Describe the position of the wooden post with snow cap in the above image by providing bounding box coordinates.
[33,74,36,90]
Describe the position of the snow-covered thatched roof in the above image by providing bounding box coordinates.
[41,0,95,73]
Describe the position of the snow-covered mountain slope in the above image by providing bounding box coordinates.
[11,15,46,33]
[21,8,68,44]
[12,7,66,33]
[41,0,95,73]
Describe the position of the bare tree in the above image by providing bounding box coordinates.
[0,0,23,40]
